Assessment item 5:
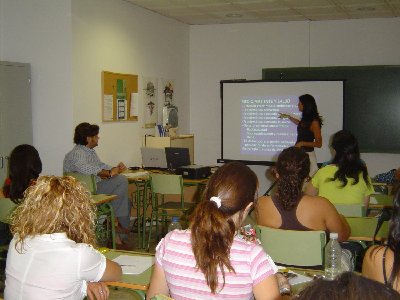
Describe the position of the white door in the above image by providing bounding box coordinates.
[0,61,32,185]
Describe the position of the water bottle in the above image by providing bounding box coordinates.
[168,216,181,232]
[324,232,342,280]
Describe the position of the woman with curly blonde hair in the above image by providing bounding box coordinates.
[256,147,350,243]
[5,176,121,300]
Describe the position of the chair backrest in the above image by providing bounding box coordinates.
[150,174,183,196]
[334,204,366,217]
[346,217,376,239]
[257,225,326,267]
[64,172,97,194]
[0,198,18,223]
[345,216,389,241]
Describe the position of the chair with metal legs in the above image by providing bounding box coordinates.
[147,174,192,250]
[64,172,116,249]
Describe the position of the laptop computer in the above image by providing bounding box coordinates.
[165,147,191,170]
[140,147,168,169]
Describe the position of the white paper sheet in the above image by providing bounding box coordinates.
[103,95,114,120]
[122,171,149,178]
[287,270,313,285]
[370,196,378,204]
[113,255,154,275]
[130,93,139,117]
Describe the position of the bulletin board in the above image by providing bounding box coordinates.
[102,71,139,122]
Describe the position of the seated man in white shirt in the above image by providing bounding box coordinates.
[63,122,131,244]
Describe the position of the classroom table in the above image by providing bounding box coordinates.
[102,248,320,298]
[103,248,154,299]
[279,267,324,296]
[91,193,117,205]
[369,194,394,210]
[123,170,208,249]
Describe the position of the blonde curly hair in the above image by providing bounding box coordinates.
[10,175,97,252]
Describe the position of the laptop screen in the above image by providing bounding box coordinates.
[165,147,191,170]
[140,147,168,169]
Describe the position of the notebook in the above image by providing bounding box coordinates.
[140,147,168,169]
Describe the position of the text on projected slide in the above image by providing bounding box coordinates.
[241,96,299,156]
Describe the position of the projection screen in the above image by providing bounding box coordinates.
[221,80,344,164]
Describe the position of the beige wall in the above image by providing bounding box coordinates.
[0,0,190,174]
[0,0,73,175]
[189,18,400,192]
[71,0,190,168]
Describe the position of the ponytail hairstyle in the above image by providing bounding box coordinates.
[276,147,310,210]
[190,162,258,294]
[299,94,323,128]
[386,189,400,287]
[330,130,370,187]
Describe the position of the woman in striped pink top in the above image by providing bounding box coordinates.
[146,162,280,300]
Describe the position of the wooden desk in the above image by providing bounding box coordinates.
[91,194,117,205]
[103,249,153,294]
[103,249,319,298]
[123,170,208,186]
[286,267,323,295]
[369,194,393,210]
[102,248,326,300]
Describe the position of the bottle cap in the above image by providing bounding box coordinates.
[329,232,338,239]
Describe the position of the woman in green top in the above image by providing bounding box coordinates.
[306,130,374,208]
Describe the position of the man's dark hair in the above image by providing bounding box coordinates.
[73,122,99,145]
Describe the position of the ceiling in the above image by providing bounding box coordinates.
[125,0,400,25]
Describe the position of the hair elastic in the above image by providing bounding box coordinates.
[210,196,222,208]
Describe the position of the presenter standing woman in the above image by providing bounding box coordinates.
[279,94,323,176]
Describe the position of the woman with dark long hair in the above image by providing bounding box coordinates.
[306,130,374,207]
[297,272,400,300]
[362,190,400,292]
[1,144,42,203]
[257,147,350,242]
[279,94,323,176]
[146,162,280,300]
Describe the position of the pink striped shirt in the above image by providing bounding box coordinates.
[155,230,277,300]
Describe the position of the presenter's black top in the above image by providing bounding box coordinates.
[296,120,315,152]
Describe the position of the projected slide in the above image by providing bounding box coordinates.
[222,81,344,163]
[241,96,298,155]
